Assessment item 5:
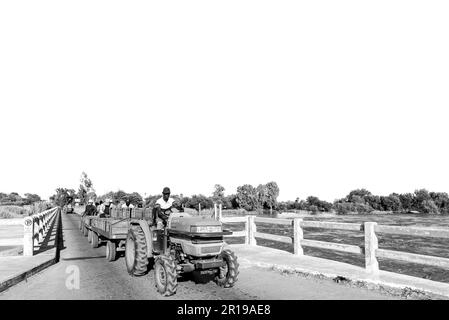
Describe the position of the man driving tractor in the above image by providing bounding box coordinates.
[152,187,179,228]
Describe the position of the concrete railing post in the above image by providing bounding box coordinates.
[246,215,257,246]
[244,216,249,244]
[23,217,34,256]
[38,215,44,242]
[43,214,47,232]
[219,204,222,221]
[33,218,39,246]
[44,213,47,229]
[293,218,304,255]
[364,222,379,273]
[214,203,218,220]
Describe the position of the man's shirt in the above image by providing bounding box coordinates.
[121,203,135,209]
[156,197,174,210]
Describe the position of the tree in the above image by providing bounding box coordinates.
[212,184,226,205]
[265,181,280,213]
[309,205,319,215]
[399,193,414,211]
[346,189,372,202]
[128,192,143,206]
[81,172,94,192]
[306,196,333,212]
[52,188,76,207]
[236,184,260,211]
[256,184,268,210]
[413,189,432,213]
[380,194,402,212]
[334,202,354,215]
[365,195,382,211]
[185,194,213,211]
[78,172,95,204]
[223,194,238,209]
[422,199,440,214]
[24,193,41,205]
[430,192,449,215]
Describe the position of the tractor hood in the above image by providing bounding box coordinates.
[168,215,222,233]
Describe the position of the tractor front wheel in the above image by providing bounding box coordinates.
[125,225,148,276]
[154,255,178,296]
[215,249,239,288]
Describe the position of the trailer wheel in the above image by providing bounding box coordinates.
[125,225,148,276]
[154,255,178,296]
[88,229,92,242]
[215,249,239,288]
[91,231,99,248]
[106,241,117,262]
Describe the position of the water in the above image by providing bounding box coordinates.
[222,212,449,283]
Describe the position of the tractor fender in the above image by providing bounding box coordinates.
[130,221,153,258]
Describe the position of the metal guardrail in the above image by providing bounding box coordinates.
[0,207,59,256]
[219,215,449,276]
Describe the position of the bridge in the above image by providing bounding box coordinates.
[1,206,449,300]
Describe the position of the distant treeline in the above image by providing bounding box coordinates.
[49,172,449,215]
[0,192,42,206]
[92,187,449,215]
[279,188,449,215]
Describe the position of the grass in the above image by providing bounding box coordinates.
[0,202,52,219]
[0,206,28,218]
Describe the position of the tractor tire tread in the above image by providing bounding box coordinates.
[127,225,148,276]
[216,249,239,288]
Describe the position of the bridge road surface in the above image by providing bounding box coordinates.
[0,212,398,300]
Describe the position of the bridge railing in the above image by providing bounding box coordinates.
[0,207,59,256]
[220,215,449,275]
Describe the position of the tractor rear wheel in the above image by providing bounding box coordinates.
[88,230,92,243]
[125,225,148,276]
[154,255,178,296]
[79,219,82,230]
[91,231,99,248]
[215,249,239,288]
[106,241,117,262]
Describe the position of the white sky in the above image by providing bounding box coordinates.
[1,1,448,202]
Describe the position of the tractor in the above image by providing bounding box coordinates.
[124,210,239,296]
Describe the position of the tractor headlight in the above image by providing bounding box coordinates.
[190,225,222,233]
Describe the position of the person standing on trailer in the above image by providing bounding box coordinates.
[103,199,112,217]
[98,199,112,218]
[83,199,97,217]
[121,198,135,209]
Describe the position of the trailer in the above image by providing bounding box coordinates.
[78,207,153,261]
